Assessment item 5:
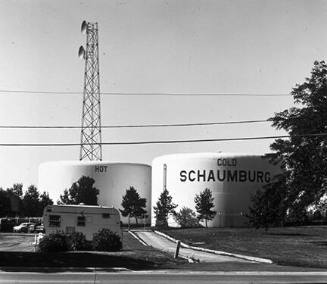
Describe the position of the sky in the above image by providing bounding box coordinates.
[0,0,326,198]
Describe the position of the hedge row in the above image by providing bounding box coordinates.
[38,229,122,253]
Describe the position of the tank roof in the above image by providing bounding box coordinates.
[48,204,114,209]
[45,204,119,214]
[152,152,269,162]
[39,160,150,168]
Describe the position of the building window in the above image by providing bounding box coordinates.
[102,213,110,219]
[77,216,86,226]
[66,226,75,234]
[49,215,61,227]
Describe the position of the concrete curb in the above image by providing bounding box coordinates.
[1,268,327,275]
[0,233,36,237]
[0,267,131,273]
[154,230,273,264]
[129,230,148,246]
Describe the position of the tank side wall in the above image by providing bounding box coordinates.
[152,155,281,227]
[38,163,151,225]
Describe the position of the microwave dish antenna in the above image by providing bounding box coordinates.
[78,46,85,59]
[81,20,87,34]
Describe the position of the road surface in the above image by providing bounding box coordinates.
[133,230,250,263]
[1,271,327,283]
[0,234,35,252]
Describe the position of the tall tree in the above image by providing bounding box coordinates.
[39,191,54,214]
[247,173,288,230]
[194,188,216,227]
[22,185,40,217]
[59,176,99,205]
[6,183,23,216]
[120,186,147,226]
[0,188,11,217]
[6,183,23,198]
[249,61,327,227]
[153,188,177,228]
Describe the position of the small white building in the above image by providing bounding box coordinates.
[43,204,121,241]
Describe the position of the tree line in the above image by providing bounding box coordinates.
[119,186,218,228]
[0,176,99,218]
[57,175,217,228]
[0,184,53,217]
[154,188,217,228]
[0,175,222,229]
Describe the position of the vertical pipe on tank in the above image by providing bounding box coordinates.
[163,163,167,190]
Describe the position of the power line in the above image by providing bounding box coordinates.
[0,133,325,146]
[0,89,290,97]
[0,119,269,129]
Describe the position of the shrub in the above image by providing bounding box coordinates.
[38,232,69,253]
[0,218,16,232]
[92,229,122,251]
[174,207,201,228]
[68,232,91,251]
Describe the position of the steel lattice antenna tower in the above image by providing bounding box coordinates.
[78,21,102,161]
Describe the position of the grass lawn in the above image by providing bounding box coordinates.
[161,226,327,269]
[0,231,184,271]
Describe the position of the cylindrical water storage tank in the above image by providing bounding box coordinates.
[151,153,281,227]
[38,161,151,225]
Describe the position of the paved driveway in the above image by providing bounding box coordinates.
[133,231,251,263]
[0,233,35,252]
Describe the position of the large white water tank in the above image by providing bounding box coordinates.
[151,153,281,227]
[38,161,151,225]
